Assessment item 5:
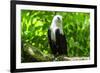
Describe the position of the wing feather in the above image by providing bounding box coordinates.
[48,28,57,55]
[56,29,67,55]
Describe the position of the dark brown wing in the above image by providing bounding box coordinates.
[48,28,58,55]
[55,29,67,55]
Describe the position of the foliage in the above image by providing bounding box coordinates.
[21,10,90,62]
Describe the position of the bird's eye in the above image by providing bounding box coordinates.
[57,17,60,20]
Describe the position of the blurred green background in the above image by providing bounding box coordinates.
[21,10,90,62]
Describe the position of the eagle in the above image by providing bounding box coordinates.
[48,15,67,56]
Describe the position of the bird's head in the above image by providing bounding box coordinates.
[52,15,62,27]
[50,15,64,34]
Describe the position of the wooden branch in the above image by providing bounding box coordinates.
[63,57,89,61]
[23,44,89,62]
[24,44,54,62]
[55,55,89,61]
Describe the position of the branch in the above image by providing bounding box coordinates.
[23,44,89,62]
